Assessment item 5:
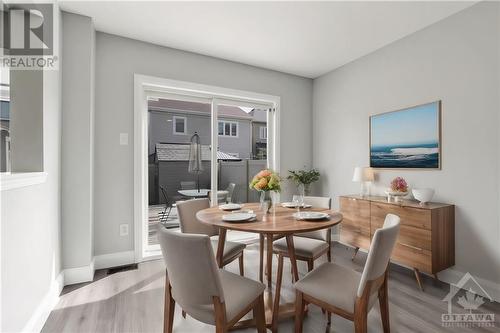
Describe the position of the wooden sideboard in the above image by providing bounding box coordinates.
[339,195,455,290]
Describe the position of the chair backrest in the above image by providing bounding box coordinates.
[181,181,196,190]
[158,227,224,307]
[176,198,218,236]
[226,183,236,202]
[357,214,400,297]
[293,195,332,241]
[160,185,169,204]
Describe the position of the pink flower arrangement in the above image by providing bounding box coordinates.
[249,169,281,192]
[390,177,408,193]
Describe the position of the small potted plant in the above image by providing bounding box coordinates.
[287,168,320,196]
[249,169,281,213]
[385,177,408,202]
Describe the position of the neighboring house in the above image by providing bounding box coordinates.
[250,109,267,159]
[148,98,253,159]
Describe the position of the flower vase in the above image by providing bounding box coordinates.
[260,191,272,214]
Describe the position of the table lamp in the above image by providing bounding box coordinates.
[352,167,374,197]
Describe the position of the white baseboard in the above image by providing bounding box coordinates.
[22,272,64,333]
[94,251,135,270]
[438,268,500,303]
[63,259,95,285]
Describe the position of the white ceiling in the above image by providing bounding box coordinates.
[58,1,476,78]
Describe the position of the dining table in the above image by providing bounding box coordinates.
[196,202,342,332]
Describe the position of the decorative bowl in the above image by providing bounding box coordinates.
[384,190,408,197]
[412,188,435,204]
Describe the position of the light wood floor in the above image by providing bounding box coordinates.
[43,243,499,333]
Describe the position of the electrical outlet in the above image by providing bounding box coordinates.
[119,224,129,236]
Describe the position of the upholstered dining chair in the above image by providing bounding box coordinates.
[176,198,246,276]
[270,196,333,279]
[158,227,266,333]
[294,214,401,333]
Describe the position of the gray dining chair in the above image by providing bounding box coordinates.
[294,214,401,333]
[271,196,332,278]
[176,198,246,276]
[158,227,266,333]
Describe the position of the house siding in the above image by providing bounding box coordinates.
[148,109,252,158]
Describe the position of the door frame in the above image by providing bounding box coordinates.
[134,74,280,261]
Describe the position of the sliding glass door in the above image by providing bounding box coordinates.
[143,90,275,253]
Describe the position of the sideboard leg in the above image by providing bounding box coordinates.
[351,247,359,261]
[413,268,424,291]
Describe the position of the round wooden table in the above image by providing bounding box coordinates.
[196,203,342,332]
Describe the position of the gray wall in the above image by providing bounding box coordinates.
[95,32,313,256]
[149,110,252,158]
[61,12,95,269]
[10,70,44,172]
[0,12,62,332]
[313,2,500,290]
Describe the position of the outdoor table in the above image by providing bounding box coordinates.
[196,203,342,332]
[178,189,228,198]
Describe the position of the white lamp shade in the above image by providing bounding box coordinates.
[352,167,374,182]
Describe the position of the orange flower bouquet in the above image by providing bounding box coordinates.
[249,169,281,213]
[249,169,281,193]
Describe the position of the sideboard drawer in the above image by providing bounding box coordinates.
[340,197,371,249]
[391,242,432,273]
[371,216,432,251]
[371,202,431,230]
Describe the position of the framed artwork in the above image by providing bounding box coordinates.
[370,101,441,169]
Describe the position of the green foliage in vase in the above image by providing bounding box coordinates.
[287,168,320,186]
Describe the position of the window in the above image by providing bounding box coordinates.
[218,121,238,137]
[259,126,267,140]
[173,116,186,134]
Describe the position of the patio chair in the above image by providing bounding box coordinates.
[159,186,179,229]
[294,214,400,333]
[225,183,236,203]
[158,227,266,333]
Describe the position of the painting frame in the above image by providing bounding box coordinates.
[369,100,442,170]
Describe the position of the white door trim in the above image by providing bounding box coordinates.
[134,74,280,262]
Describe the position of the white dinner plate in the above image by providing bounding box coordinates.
[281,202,312,208]
[293,212,329,221]
[222,212,257,222]
[219,203,243,211]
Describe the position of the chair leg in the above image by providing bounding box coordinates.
[327,244,332,262]
[164,277,175,333]
[271,254,284,333]
[164,206,172,220]
[238,253,244,276]
[259,234,264,283]
[307,259,314,272]
[379,276,390,333]
[213,296,227,333]
[354,311,368,333]
[253,294,266,333]
[294,290,305,333]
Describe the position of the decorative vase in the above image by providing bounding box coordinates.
[260,191,272,214]
[298,183,310,197]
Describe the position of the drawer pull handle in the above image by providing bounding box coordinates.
[398,242,423,252]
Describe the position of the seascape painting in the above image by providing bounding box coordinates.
[370,101,441,169]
